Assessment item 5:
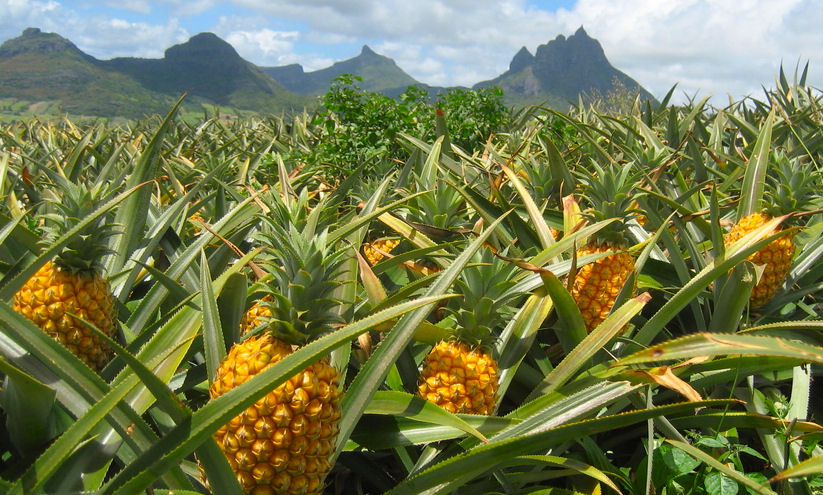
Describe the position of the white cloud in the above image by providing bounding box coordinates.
[103,0,152,14]
[222,28,300,66]
[212,16,334,69]
[75,18,188,59]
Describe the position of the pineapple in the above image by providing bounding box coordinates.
[240,294,273,336]
[724,153,818,309]
[417,249,516,415]
[210,220,346,494]
[13,181,117,370]
[570,162,639,331]
[362,238,400,265]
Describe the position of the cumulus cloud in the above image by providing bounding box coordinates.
[104,0,152,14]
[74,18,189,59]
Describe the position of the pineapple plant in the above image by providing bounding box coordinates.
[417,249,517,415]
[209,207,346,494]
[12,181,118,370]
[569,162,639,331]
[723,151,819,309]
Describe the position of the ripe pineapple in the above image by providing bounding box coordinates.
[362,238,400,265]
[13,182,117,370]
[724,153,818,309]
[417,249,516,415]
[210,225,346,495]
[240,294,273,336]
[570,162,639,331]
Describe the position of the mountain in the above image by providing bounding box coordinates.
[263,45,421,96]
[105,33,309,113]
[0,27,174,118]
[0,27,655,119]
[0,28,309,119]
[475,27,655,108]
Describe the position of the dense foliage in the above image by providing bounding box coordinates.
[0,67,822,495]
[306,74,510,177]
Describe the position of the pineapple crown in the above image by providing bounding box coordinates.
[575,160,643,246]
[42,180,118,273]
[448,248,519,348]
[255,193,348,346]
[763,151,822,221]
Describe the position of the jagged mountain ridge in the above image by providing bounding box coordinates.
[475,27,655,107]
[0,26,655,119]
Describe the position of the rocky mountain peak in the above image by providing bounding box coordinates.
[0,27,85,58]
[164,32,241,61]
[509,46,534,73]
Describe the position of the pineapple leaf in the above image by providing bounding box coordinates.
[106,94,185,276]
[364,390,487,442]
[389,397,727,495]
[526,292,651,401]
[615,333,823,367]
[0,301,191,490]
[738,109,774,218]
[500,163,554,249]
[199,250,225,383]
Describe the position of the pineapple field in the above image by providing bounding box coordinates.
[1,69,823,494]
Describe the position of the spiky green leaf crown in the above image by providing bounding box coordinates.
[42,181,118,274]
[763,151,822,222]
[576,161,643,246]
[448,249,519,348]
[255,194,348,346]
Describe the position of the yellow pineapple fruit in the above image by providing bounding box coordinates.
[418,249,516,415]
[210,218,346,494]
[418,340,498,415]
[724,212,795,309]
[570,162,640,331]
[570,243,635,331]
[362,238,400,265]
[13,181,117,370]
[724,152,817,309]
[240,294,273,336]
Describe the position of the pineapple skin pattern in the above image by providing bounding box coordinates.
[724,212,795,309]
[362,238,400,265]
[13,260,116,370]
[210,333,342,495]
[418,340,499,415]
[570,243,635,332]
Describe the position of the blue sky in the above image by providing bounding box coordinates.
[1,1,820,104]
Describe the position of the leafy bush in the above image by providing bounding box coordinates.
[307,74,510,177]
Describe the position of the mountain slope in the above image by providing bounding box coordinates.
[263,45,420,95]
[0,28,173,118]
[475,27,655,108]
[105,33,309,113]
